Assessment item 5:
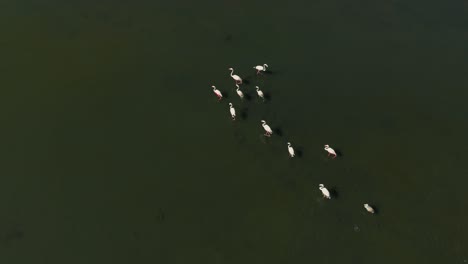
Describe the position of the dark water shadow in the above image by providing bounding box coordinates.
[273,127,284,137]
[244,93,253,101]
[335,148,343,158]
[329,188,339,199]
[368,204,379,215]
[242,77,251,85]
[264,92,272,101]
[295,146,304,158]
[224,34,232,42]
[240,108,248,120]
[264,70,277,75]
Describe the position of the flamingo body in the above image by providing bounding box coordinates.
[229,103,236,120]
[211,86,223,101]
[256,86,265,101]
[287,142,295,157]
[364,204,375,214]
[261,120,273,137]
[253,64,268,74]
[228,68,243,84]
[324,144,337,158]
[319,184,331,199]
[235,84,244,99]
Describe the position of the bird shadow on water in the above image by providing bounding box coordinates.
[335,149,344,158]
[264,70,278,75]
[240,108,248,120]
[330,187,339,199]
[264,92,272,101]
[295,146,304,158]
[273,127,284,137]
[369,204,380,215]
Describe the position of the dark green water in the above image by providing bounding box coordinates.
[1,0,468,263]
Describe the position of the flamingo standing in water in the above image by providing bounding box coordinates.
[287,142,295,157]
[211,86,223,101]
[228,68,242,84]
[364,204,375,214]
[235,84,244,100]
[253,64,268,74]
[229,103,236,120]
[324,144,337,159]
[319,184,331,199]
[256,86,265,101]
[261,120,273,137]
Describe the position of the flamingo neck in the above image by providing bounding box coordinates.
[230,69,234,76]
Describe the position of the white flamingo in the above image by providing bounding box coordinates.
[228,68,242,84]
[253,64,268,74]
[261,120,273,137]
[229,103,236,120]
[235,84,244,100]
[211,85,222,101]
[364,204,375,214]
[287,142,295,157]
[324,144,337,159]
[319,184,331,199]
[256,86,265,101]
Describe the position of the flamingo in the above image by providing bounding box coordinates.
[253,64,268,74]
[324,144,337,159]
[211,85,222,101]
[261,120,273,137]
[319,184,331,199]
[256,86,265,101]
[228,68,242,84]
[287,142,295,157]
[229,103,236,120]
[235,84,244,100]
[364,204,375,214]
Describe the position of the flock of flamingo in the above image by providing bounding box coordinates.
[211,65,376,215]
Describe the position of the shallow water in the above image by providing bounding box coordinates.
[1,0,468,263]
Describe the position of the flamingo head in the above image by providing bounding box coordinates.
[235,84,239,88]
[264,64,268,68]
[287,142,291,146]
[229,103,232,107]
[212,85,216,89]
[319,184,324,188]
[324,144,329,149]
[261,120,265,124]
[228,68,233,71]
[256,86,259,90]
